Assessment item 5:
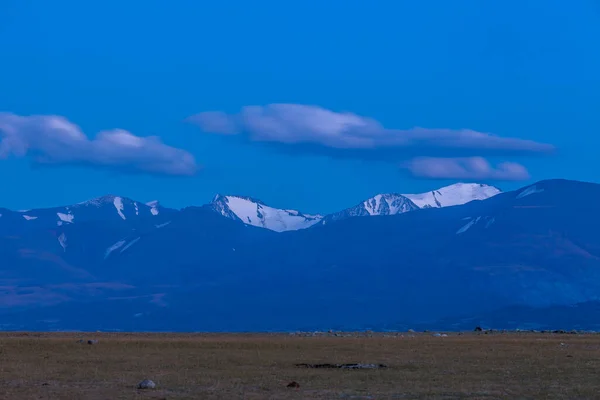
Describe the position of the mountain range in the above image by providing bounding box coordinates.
[1,179,599,332]
[208,183,500,231]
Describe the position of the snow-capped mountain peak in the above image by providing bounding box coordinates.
[77,194,119,207]
[362,193,418,215]
[209,194,322,232]
[9,183,500,233]
[208,183,501,231]
[11,195,168,228]
[322,193,419,223]
[403,183,501,209]
[74,195,139,220]
[73,195,172,221]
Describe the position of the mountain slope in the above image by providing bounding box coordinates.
[322,193,419,223]
[320,183,501,225]
[110,179,600,329]
[208,195,322,232]
[0,195,176,288]
[15,195,173,227]
[404,183,501,208]
[1,179,600,331]
[403,183,501,208]
[0,195,170,236]
[208,183,501,231]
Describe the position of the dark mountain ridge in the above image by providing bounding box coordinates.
[1,179,599,331]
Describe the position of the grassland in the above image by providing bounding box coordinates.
[0,331,597,399]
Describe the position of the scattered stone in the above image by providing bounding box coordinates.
[340,363,387,369]
[287,381,300,388]
[41,382,49,386]
[137,379,156,390]
[474,326,483,332]
[87,340,99,345]
[295,363,387,369]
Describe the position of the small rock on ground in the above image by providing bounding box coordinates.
[138,379,156,389]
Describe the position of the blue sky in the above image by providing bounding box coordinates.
[0,0,599,214]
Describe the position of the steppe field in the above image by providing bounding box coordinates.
[0,331,597,399]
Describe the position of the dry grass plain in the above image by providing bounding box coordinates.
[0,331,598,399]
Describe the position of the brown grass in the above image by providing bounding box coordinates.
[0,332,597,399]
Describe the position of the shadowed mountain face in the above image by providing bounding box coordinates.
[1,179,599,331]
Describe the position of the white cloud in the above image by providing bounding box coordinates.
[403,157,530,181]
[0,113,197,176]
[188,104,554,154]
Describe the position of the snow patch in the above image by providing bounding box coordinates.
[146,200,159,216]
[113,197,126,220]
[457,216,496,234]
[22,215,37,221]
[134,202,139,216]
[120,237,140,253]
[456,217,479,234]
[104,240,126,259]
[155,221,171,228]
[516,185,544,199]
[57,212,74,223]
[58,233,67,252]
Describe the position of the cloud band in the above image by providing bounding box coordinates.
[0,113,197,176]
